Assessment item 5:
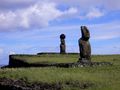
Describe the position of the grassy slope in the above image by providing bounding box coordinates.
[0,54,120,90]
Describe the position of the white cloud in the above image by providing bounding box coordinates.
[51,0,120,19]
[41,21,120,40]
[85,8,104,19]
[88,21,120,40]
[92,34,120,40]
[51,0,120,11]
[0,11,18,30]
[18,2,63,28]
[9,51,15,55]
[0,0,120,31]
[0,2,77,31]
[65,7,78,14]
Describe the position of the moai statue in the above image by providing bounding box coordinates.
[78,26,91,63]
[60,34,66,54]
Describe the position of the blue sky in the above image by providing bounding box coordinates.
[0,0,120,65]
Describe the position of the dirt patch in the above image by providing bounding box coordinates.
[65,80,93,89]
[0,78,61,90]
[0,78,93,90]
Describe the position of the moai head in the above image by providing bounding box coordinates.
[60,34,66,54]
[81,26,90,41]
[60,34,66,40]
[60,34,66,44]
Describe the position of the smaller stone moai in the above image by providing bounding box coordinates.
[78,26,91,63]
[60,34,66,54]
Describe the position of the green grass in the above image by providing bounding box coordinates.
[1,54,120,90]
[10,54,79,64]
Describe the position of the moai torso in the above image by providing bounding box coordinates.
[78,26,91,63]
[60,34,66,54]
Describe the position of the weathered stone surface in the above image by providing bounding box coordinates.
[78,26,91,63]
[60,34,66,54]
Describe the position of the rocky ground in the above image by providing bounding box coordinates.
[0,78,93,90]
[0,78,61,90]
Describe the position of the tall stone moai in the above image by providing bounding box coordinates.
[78,26,91,63]
[60,34,66,54]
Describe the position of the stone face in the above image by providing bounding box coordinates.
[78,26,91,63]
[60,34,66,54]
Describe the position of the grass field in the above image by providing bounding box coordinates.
[0,54,120,90]
[9,54,79,64]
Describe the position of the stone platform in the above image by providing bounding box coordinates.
[7,53,112,68]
